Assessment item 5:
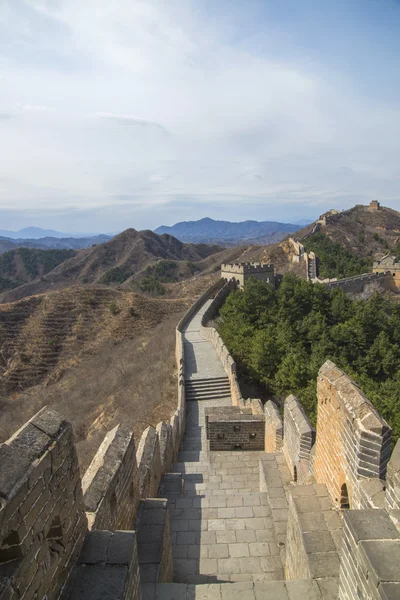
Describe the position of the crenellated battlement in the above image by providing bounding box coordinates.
[221,262,274,274]
[221,262,275,288]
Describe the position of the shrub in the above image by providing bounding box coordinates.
[109,301,120,315]
[101,266,130,285]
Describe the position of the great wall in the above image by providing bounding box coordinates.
[1,274,400,600]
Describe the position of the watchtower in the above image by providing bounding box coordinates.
[221,262,275,289]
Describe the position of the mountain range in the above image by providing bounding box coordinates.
[154,217,300,245]
[0,227,105,239]
[0,234,112,254]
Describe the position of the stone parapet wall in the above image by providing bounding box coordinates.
[176,279,225,334]
[285,483,341,591]
[259,454,291,568]
[136,426,162,500]
[82,424,139,531]
[0,407,87,600]
[314,360,392,509]
[221,262,274,275]
[137,499,173,585]
[324,271,391,293]
[207,414,265,451]
[386,439,400,510]
[62,530,142,600]
[264,400,283,452]
[283,395,315,483]
[339,510,400,600]
[287,238,305,262]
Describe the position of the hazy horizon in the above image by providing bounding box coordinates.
[0,215,314,238]
[1,0,400,232]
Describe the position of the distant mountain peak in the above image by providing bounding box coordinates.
[154,217,299,246]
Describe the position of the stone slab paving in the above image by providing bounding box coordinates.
[165,399,284,584]
[183,300,228,381]
[142,580,323,600]
[157,296,286,587]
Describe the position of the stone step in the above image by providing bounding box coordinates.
[185,385,231,397]
[186,392,232,402]
[186,386,230,393]
[142,580,324,599]
[186,384,230,393]
[185,377,230,384]
[185,387,231,397]
[186,378,230,387]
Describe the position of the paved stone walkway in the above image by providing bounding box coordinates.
[183,300,228,381]
[163,300,284,584]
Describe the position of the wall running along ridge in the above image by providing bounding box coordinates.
[200,279,267,427]
[324,271,391,293]
[200,279,245,408]
[3,276,400,599]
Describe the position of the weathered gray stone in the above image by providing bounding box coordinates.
[79,530,112,564]
[303,530,336,553]
[62,565,128,599]
[8,423,50,463]
[379,583,400,600]
[30,406,66,437]
[360,539,400,586]
[344,509,399,542]
[316,577,339,600]
[107,531,135,565]
[286,580,322,600]
[0,443,31,499]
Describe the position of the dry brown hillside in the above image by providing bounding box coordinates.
[0,233,304,471]
[0,284,194,469]
[296,204,400,259]
[0,229,222,303]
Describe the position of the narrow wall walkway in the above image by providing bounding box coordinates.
[183,300,228,381]
[164,299,284,583]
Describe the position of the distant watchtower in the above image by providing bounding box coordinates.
[221,262,275,289]
[368,200,380,211]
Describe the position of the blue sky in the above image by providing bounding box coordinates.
[0,0,400,233]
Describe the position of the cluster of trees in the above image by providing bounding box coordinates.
[100,266,130,285]
[218,276,400,443]
[140,260,179,295]
[0,248,76,292]
[303,232,372,278]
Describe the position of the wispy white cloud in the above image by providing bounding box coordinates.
[0,0,399,231]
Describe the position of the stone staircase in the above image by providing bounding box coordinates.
[185,377,231,401]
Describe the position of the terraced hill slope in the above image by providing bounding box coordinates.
[0,269,233,470]
[0,285,193,469]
